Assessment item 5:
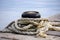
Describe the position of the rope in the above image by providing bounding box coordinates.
[1,18,60,38]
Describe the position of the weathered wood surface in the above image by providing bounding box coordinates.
[48,14,60,22]
[0,14,60,40]
[0,32,60,40]
[49,22,60,26]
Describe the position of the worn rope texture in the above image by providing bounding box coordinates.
[0,18,60,38]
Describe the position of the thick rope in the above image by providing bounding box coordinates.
[0,18,60,38]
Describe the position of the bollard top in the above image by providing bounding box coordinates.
[22,11,41,18]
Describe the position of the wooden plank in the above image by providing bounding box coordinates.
[49,22,60,26]
[46,31,60,36]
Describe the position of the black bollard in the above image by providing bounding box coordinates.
[22,11,41,18]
